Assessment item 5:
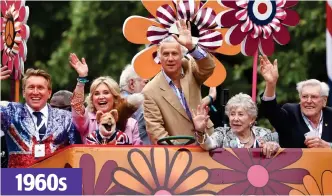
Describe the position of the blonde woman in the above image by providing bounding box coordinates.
[69,53,142,145]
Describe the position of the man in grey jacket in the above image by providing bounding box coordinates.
[119,64,151,144]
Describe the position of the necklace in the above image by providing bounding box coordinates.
[239,132,252,144]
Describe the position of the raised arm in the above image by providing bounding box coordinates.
[260,55,279,98]
[0,66,12,80]
[259,55,289,132]
[69,53,90,136]
[172,19,215,84]
[192,104,222,150]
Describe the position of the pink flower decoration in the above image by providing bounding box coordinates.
[1,0,30,79]
[216,0,300,56]
[209,148,309,195]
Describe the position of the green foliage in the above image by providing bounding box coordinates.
[1,2,328,124]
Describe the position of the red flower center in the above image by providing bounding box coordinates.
[258,3,268,14]
[154,190,172,195]
[247,165,269,187]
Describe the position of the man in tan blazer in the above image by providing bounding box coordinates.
[142,19,215,144]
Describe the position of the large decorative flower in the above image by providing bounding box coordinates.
[123,0,241,87]
[1,0,30,79]
[79,154,127,195]
[290,170,332,196]
[112,148,215,195]
[216,0,299,56]
[209,148,309,195]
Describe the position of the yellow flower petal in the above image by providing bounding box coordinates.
[113,169,151,195]
[303,175,322,195]
[129,150,157,190]
[173,168,209,194]
[322,170,332,195]
[167,150,191,189]
[123,16,162,44]
[132,45,161,79]
[214,28,241,55]
[152,148,168,187]
[203,55,226,87]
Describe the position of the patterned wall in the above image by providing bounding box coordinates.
[32,146,332,195]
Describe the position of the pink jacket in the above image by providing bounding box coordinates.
[72,109,142,145]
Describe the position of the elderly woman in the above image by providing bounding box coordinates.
[193,93,279,158]
[69,53,142,145]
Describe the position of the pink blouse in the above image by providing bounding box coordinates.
[72,109,142,145]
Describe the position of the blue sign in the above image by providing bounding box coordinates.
[1,168,82,195]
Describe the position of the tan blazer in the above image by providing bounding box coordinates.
[142,54,215,144]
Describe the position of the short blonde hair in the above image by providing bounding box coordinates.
[22,68,52,90]
[86,76,121,113]
[225,93,258,118]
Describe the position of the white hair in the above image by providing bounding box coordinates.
[296,79,330,97]
[157,35,188,58]
[119,64,139,91]
[225,93,258,118]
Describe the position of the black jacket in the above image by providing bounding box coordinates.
[260,95,332,148]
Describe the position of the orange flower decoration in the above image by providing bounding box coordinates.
[123,0,240,87]
[289,170,332,196]
[112,148,215,195]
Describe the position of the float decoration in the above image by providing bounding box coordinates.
[1,0,30,102]
[215,0,299,100]
[123,0,241,87]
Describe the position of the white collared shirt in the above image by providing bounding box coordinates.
[302,111,323,138]
[25,104,49,129]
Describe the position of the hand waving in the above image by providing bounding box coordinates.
[192,104,210,133]
[69,53,88,77]
[0,66,12,80]
[172,19,194,50]
[259,55,279,85]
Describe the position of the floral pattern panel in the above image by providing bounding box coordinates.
[31,146,332,195]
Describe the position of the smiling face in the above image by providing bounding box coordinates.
[92,83,115,113]
[228,107,255,134]
[159,42,183,79]
[23,76,52,111]
[300,85,327,120]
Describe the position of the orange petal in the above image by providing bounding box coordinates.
[123,16,162,44]
[128,150,157,190]
[141,0,175,18]
[322,170,332,195]
[132,45,161,79]
[303,175,322,195]
[152,148,168,187]
[113,169,151,194]
[200,0,229,15]
[203,56,226,87]
[173,168,209,194]
[167,150,191,189]
[214,28,241,55]
[289,189,306,196]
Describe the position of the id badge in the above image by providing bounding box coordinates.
[34,144,45,158]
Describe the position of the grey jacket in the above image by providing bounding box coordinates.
[200,126,279,150]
